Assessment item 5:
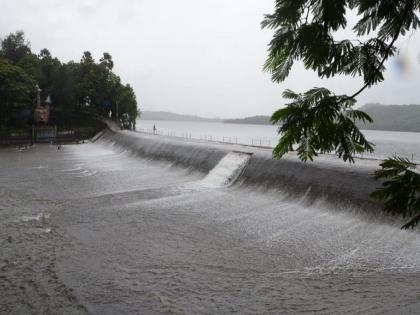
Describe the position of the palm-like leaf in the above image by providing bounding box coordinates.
[371,157,420,229]
[271,87,374,163]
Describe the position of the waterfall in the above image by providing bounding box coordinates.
[201,151,252,187]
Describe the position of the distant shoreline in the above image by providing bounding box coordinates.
[140,104,420,133]
[138,118,420,134]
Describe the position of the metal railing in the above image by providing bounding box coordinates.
[0,126,101,145]
[136,128,273,149]
[135,127,419,162]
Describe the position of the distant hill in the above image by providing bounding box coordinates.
[358,104,420,132]
[225,105,420,132]
[139,105,420,133]
[223,105,420,132]
[139,111,221,122]
[140,111,272,125]
[224,115,271,125]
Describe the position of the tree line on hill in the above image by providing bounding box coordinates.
[0,31,138,132]
[226,104,420,132]
[139,111,221,122]
[224,115,271,125]
[141,105,420,133]
[230,104,420,132]
[356,104,420,133]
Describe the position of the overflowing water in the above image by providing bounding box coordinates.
[1,132,420,314]
[201,151,252,187]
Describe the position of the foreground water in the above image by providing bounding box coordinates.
[1,141,420,314]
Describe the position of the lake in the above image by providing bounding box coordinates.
[137,119,420,162]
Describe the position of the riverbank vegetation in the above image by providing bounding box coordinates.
[0,31,138,134]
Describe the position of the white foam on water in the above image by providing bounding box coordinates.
[60,166,82,172]
[60,167,98,177]
[31,165,47,169]
[200,151,252,188]
[20,212,50,222]
[76,170,98,177]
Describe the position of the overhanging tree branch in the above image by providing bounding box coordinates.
[341,0,414,103]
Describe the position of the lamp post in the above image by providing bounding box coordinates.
[35,84,42,107]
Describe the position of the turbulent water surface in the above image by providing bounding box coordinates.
[1,134,420,314]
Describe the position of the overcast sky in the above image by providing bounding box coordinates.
[1,0,420,118]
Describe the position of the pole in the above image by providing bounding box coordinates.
[36,85,41,107]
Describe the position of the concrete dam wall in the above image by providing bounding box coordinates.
[97,130,382,212]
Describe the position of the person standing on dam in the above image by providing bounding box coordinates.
[153,124,157,134]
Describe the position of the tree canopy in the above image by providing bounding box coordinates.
[0,58,35,128]
[0,31,138,129]
[263,0,420,162]
[263,1,420,228]
[0,31,31,63]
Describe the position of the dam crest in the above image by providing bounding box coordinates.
[97,130,382,214]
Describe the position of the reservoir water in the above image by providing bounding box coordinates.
[137,119,420,161]
[1,130,420,314]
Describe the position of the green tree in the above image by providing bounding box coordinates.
[0,31,139,131]
[76,51,116,113]
[263,0,420,162]
[100,52,114,71]
[16,53,41,80]
[75,51,98,108]
[371,157,420,229]
[116,83,138,126]
[50,61,78,113]
[263,1,420,228]
[0,31,31,64]
[81,51,94,64]
[37,49,62,97]
[0,58,35,127]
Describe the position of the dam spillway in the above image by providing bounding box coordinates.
[99,130,381,210]
[1,130,420,314]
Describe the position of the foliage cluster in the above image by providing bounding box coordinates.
[0,31,138,129]
[272,88,373,163]
[263,0,420,162]
[263,0,420,228]
[371,157,420,229]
